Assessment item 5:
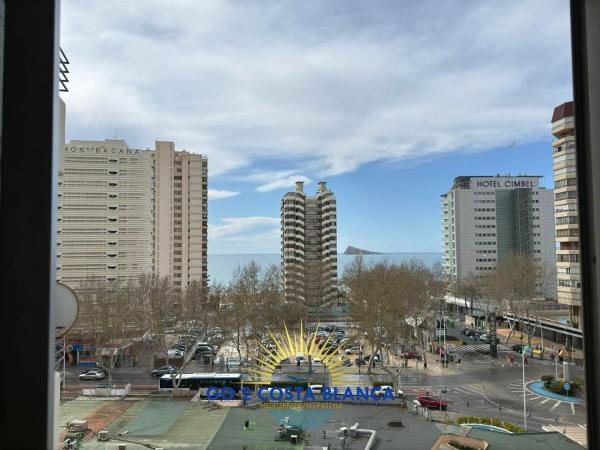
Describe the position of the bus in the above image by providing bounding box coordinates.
[159,372,244,396]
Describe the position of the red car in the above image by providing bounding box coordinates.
[417,394,448,410]
[402,351,418,359]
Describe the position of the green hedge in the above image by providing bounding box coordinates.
[454,416,525,433]
[540,374,584,396]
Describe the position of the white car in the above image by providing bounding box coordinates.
[227,357,240,367]
[312,358,323,366]
[309,384,323,394]
[167,349,184,358]
[373,385,394,397]
[78,370,105,381]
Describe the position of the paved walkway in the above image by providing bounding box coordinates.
[543,423,587,448]
[496,328,584,360]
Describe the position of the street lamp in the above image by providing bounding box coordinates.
[521,335,527,431]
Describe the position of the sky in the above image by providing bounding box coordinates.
[61,0,573,254]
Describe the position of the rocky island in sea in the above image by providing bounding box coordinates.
[343,246,383,255]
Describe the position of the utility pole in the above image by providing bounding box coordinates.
[521,336,527,430]
[63,337,67,388]
[554,343,558,379]
[489,308,498,358]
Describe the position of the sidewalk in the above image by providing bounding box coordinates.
[382,352,463,377]
[496,328,584,361]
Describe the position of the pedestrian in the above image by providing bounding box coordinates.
[524,355,528,365]
[323,430,327,439]
[296,359,301,369]
[550,352,555,363]
[458,356,462,367]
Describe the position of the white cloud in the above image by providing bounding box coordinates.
[209,216,280,253]
[256,175,311,193]
[61,0,572,181]
[208,189,240,200]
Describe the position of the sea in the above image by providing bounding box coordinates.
[207,252,442,285]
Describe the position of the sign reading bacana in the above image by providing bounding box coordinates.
[65,146,147,154]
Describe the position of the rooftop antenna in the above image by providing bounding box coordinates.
[113,129,118,139]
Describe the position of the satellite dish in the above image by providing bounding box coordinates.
[54,282,79,338]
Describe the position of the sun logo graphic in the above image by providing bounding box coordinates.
[244,321,354,386]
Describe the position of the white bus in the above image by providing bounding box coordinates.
[159,372,243,397]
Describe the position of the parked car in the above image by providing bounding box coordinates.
[373,385,394,397]
[312,358,323,366]
[79,368,103,375]
[341,358,352,367]
[79,370,105,381]
[309,384,323,394]
[345,346,360,355]
[402,351,418,359]
[461,328,474,336]
[167,349,184,358]
[151,365,176,376]
[512,344,523,353]
[226,356,241,367]
[417,394,448,410]
[355,357,366,366]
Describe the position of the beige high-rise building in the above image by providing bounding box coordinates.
[153,141,208,290]
[281,181,337,307]
[57,139,208,290]
[551,101,581,327]
[57,139,154,287]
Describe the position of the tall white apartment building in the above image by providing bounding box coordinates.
[153,141,208,290]
[551,101,581,327]
[57,139,154,287]
[281,181,338,307]
[57,139,208,290]
[441,175,556,297]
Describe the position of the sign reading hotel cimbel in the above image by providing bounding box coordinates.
[471,177,539,189]
[65,145,148,154]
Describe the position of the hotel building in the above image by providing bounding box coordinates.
[281,181,338,307]
[441,175,556,297]
[551,101,581,327]
[57,139,154,286]
[57,139,208,290]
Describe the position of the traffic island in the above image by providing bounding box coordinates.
[527,379,584,404]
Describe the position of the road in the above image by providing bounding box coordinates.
[62,329,586,432]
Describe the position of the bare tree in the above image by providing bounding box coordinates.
[451,272,483,316]
[77,278,135,387]
[490,252,553,346]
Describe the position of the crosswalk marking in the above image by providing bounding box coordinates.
[571,403,576,415]
[454,344,512,353]
[452,386,481,396]
[550,401,562,412]
[540,398,551,404]
[530,395,543,401]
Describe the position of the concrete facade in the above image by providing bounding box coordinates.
[56,139,208,290]
[57,140,154,287]
[442,176,556,298]
[281,181,337,307]
[153,141,208,290]
[551,101,581,327]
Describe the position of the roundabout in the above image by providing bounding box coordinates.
[526,381,584,405]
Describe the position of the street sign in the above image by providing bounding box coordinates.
[563,383,571,391]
